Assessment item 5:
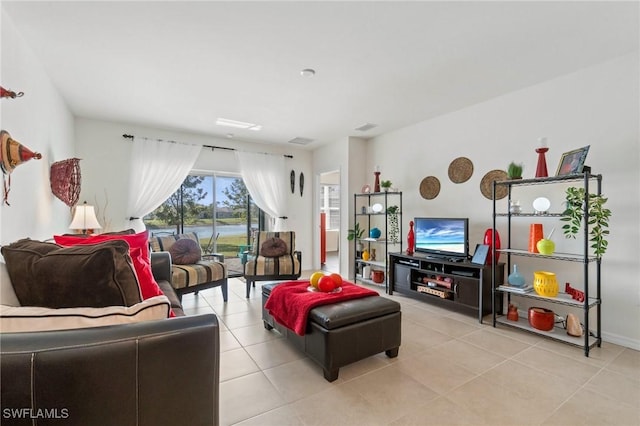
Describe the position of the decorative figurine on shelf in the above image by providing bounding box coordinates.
[373,165,381,192]
[566,313,584,337]
[507,304,519,321]
[565,282,585,302]
[483,228,501,264]
[407,220,415,255]
[509,200,522,214]
[535,137,549,178]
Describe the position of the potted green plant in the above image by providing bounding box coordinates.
[507,162,523,179]
[347,222,364,241]
[347,222,365,253]
[380,180,392,191]
[561,187,611,257]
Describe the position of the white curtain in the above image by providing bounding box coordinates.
[235,150,288,231]
[126,137,202,232]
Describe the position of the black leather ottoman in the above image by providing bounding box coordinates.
[261,282,401,382]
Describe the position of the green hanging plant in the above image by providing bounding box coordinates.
[387,205,399,244]
[561,187,611,257]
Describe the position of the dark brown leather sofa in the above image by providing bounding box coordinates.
[0,252,220,426]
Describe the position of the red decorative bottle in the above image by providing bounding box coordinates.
[373,171,381,193]
[483,228,501,265]
[407,221,415,255]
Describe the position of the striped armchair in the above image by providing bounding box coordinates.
[243,231,301,298]
[149,232,228,302]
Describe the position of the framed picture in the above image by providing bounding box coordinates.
[556,145,590,176]
[471,244,490,265]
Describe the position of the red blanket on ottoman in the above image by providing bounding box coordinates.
[264,280,379,335]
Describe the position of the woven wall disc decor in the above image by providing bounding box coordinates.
[448,157,474,183]
[50,158,81,207]
[419,176,441,200]
[480,169,509,200]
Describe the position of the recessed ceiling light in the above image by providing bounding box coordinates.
[216,117,262,131]
[355,123,377,131]
[288,137,314,145]
[300,68,316,77]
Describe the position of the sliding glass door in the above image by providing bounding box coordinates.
[144,173,258,265]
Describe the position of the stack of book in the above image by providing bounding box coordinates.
[498,284,533,294]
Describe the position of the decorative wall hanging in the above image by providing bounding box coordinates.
[1,130,42,205]
[480,169,508,200]
[299,172,304,196]
[448,157,474,183]
[290,170,295,194]
[0,86,24,98]
[419,176,440,200]
[50,158,81,207]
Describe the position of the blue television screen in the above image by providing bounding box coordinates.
[414,217,469,259]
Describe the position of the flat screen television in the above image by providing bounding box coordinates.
[414,217,469,260]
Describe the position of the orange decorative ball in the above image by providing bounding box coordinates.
[330,273,343,287]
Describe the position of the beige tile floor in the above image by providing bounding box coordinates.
[181,276,640,426]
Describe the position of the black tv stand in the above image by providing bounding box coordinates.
[389,252,504,323]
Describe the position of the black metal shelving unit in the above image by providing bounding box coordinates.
[352,191,402,293]
[491,172,602,356]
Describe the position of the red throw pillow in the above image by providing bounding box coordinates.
[53,231,170,315]
[55,231,150,259]
[129,247,175,318]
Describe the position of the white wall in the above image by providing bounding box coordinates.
[367,53,640,349]
[74,117,314,269]
[0,13,75,245]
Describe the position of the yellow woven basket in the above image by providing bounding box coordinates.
[533,271,558,297]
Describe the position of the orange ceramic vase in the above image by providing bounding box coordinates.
[528,224,544,253]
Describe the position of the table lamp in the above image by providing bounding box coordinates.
[69,201,102,234]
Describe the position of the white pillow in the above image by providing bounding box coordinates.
[0,295,171,333]
[0,262,20,306]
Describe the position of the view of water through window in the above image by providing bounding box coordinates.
[144,174,258,259]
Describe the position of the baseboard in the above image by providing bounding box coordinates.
[602,331,640,351]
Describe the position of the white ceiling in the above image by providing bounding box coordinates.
[3,1,638,149]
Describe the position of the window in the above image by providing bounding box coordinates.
[144,173,259,258]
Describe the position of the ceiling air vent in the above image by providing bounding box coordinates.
[355,123,377,132]
[288,137,314,146]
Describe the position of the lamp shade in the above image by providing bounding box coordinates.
[69,202,101,233]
